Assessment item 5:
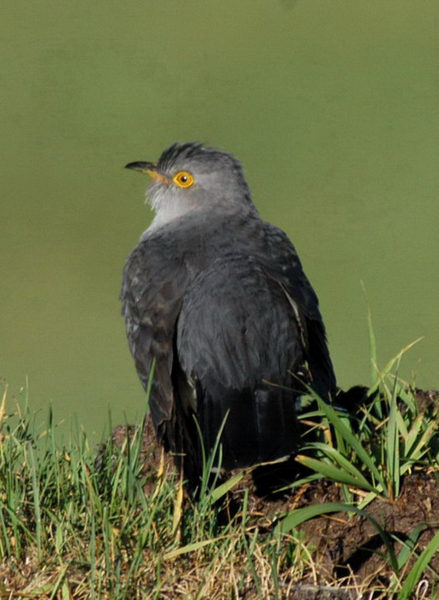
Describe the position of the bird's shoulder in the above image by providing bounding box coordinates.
[122,212,316,318]
[241,219,321,318]
[246,219,336,398]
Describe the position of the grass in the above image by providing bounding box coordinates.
[0,343,438,599]
[295,339,438,508]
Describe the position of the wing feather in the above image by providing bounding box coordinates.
[255,223,337,400]
[121,237,189,446]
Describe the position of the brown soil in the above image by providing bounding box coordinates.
[106,390,439,597]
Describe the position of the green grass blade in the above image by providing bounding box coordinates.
[302,442,371,481]
[358,489,382,511]
[209,471,245,502]
[386,375,400,500]
[364,293,378,387]
[368,338,423,398]
[313,395,386,489]
[397,530,439,600]
[403,414,423,457]
[296,451,378,494]
[394,524,428,571]
[28,447,42,562]
[163,536,227,560]
[406,420,437,462]
[196,410,230,497]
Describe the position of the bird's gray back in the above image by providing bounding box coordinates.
[122,209,335,468]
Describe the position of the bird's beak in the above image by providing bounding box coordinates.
[125,162,170,185]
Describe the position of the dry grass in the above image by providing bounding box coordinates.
[0,378,437,599]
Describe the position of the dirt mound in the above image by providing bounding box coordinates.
[104,389,439,594]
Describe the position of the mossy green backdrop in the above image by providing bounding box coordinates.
[2,0,438,437]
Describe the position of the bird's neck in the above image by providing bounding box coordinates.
[144,202,258,239]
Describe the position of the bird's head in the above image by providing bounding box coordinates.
[125,142,255,229]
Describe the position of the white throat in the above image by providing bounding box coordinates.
[145,189,199,233]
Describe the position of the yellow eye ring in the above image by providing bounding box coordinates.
[173,171,195,188]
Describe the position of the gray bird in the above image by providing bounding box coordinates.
[121,142,336,485]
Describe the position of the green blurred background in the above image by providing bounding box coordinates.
[2,0,438,439]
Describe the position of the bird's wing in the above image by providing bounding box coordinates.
[256,223,337,400]
[121,237,190,443]
[176,254,304,468]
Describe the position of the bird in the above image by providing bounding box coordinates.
[121,142,336,487]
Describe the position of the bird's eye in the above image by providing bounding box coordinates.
[173,171,195,188]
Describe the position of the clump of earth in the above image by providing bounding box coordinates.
[105,390,438,595]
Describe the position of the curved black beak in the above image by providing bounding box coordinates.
[125,161,170,185]
[124,161,156,174]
